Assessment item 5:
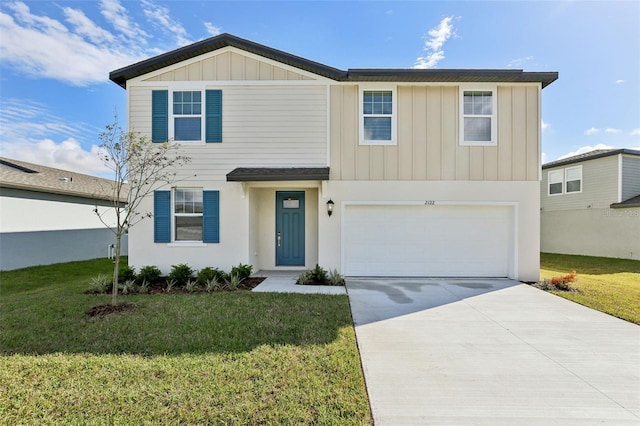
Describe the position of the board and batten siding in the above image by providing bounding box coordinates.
[621,155,640,201]
[129,85,327,181]
[142,51,314,82]
[329,85,540,181]
[541,155,619,211]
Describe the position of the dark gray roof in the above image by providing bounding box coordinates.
[0,157,127,202]
[110,33,558,89]
[226,167,330,182]
[610,194,640,209]
[542,149,640,170]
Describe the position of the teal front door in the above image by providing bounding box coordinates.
[276,191,305,266]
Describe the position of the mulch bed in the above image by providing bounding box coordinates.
[86,302,137,317]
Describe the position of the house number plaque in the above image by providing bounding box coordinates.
[424,200,435,206]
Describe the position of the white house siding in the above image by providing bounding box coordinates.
[541,155,619,211]
[621,155,640,201]
[128,85,328,181]
[0,188,127,270]
[317,180,540,282]
[330,84,540,182]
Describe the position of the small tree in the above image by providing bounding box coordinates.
[94,117,189,305]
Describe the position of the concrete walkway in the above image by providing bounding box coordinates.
[346,278,640,425]
[252,270,346,295]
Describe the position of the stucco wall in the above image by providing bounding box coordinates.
[541,208,640,260]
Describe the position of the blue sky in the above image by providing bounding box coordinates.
[1,0,638,177]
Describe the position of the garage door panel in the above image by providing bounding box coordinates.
[343,204,511,277]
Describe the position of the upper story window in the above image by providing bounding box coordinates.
[360,86,396,145]
[565,166,582,193]
[152,89,222,144]
[173,91,202,141]
[460,87,497,146]
[547,165,582,195]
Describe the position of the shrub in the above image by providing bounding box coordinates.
[310,264,328,283]
[226,272,243,291]
[327,269,346,286]
[167,263,194,286]
[87,274,111,294]
[197,267,227,285]
[120,279,137,295]
[204,277,223,293]
[185,279,198,293]
[138,281,150,294]
[137,265,161,285]
[551,270,577,291]
[297,270,313,285]
[118,265,136,283]
[165,279,177,293]
[230,263,253,281]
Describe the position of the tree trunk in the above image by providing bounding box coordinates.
[111,231,122,305]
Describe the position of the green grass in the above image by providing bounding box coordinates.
[0,258,371,424]
[540,253,640,324]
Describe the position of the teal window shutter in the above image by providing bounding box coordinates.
[152,90,169,143]
[203,190,219,243]
[205,90,222,143]
[154,190,171,243]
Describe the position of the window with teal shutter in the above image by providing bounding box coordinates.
[151,90,168,143]
[154,190,171,242]
[205,90,222,143]
[202,190,220,243]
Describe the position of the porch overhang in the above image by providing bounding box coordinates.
[226,167,330,182]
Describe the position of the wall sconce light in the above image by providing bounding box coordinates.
[326,199,335,217]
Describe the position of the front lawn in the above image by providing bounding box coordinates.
[540,253,640,324]
[0,259,371,424]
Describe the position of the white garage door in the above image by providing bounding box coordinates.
[343,204,512,277]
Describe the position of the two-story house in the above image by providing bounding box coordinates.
[109,33,558,282]
[541,149,640,260]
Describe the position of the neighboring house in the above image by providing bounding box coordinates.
[0,158,128,270]
[541,149,640,260]
[109,33,558,281]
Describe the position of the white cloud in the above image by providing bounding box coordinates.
[63,7,114,44]
[630,128,640,136]
[541,119,549,132]
[584,127,600,136]
[141,0,191,46]
[100,0,147,40]
[507,56,533,68]
[616,79,624,84]
[604,128,621,134]
[413,16,456,69]
[0,2,147,85]
[541,152,547,164]
[557,144,615,160]
[204,22,222,37]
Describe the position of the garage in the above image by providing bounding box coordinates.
[343,204,513,277]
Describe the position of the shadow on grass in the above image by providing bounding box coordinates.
[1,291,352,356]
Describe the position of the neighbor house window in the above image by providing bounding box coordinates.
[360,87,396,145]
[548,170,564,195]
[565,166,582,193]
[174,188,203,241]
[153,189,220,244]
[460,87,497,145]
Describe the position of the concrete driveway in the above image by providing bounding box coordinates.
[346,278,640,425]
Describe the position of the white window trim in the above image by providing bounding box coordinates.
[169,89,206,144]
[548,169,564,196]
[459,84,497,146]
[172,187,204,242]
[565,165,583,194]
[359,84,397,146]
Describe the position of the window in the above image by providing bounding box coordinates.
[548,170,564,195]
[154,189,219,243]
[173,91,202,141]
[174,188,203,241]
[547,165,582,195]
[360,87,396,145]
[460,87,496,145]
[565,166,582,193]
[152,89,222,143]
